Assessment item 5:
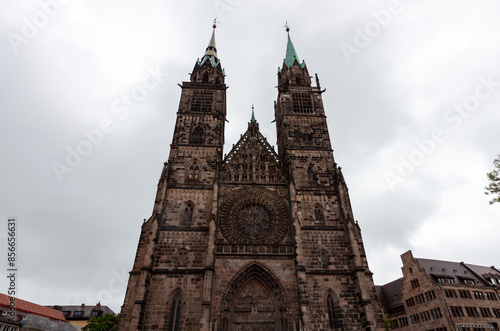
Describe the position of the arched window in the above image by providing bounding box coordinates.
[187,163,200,182]
[302,127,313,144]
[181,201,194,224]
[190,127,205,144]
[178,248,188,266]
[307,166,318,184]
[314,205,322,222]
[295,74,302,85]
[202,72,209,82]
[168,292,182,331]
[321,250,328,268]
[326,291,342,330]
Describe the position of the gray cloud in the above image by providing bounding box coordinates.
[1,0,499,312]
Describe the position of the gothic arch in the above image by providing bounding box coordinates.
[166,287,185,331]
[186,160,201,182]
[302,126,313,144]
[202,72,209,82]
[181,200,194,224]
[324,290,343,330]
[314,204,324,223]
[217,262,292,330]
[295,74,302,85]
[190,125,205,144]
[306,163,319,185]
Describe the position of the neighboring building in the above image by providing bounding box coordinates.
[118,24,383,330]
[0,293,75,330]
[51,303,115,330]
[377,250,500,330]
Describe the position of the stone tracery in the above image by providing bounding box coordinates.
[219,188,288,246]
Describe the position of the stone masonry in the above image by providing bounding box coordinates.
[118,25,384,331]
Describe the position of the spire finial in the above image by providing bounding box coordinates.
[251,105,256,123]
[284,21,290,32]
[213,17,219,29]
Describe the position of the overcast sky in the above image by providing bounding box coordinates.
[1,0,499,314]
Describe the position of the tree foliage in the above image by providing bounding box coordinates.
[383,318,395,330]
[81,313,119,331]
[485,155,500,205]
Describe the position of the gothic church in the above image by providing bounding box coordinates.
[118,25,383,330]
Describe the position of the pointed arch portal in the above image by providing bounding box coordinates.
[218,263,291,331]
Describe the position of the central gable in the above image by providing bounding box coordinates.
[221,121,284,184]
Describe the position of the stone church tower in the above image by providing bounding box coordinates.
[118,25,383,331]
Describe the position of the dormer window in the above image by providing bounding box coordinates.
[73,311,84,317]
[91,310,103,317]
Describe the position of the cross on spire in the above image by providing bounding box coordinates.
[284,21,290,32]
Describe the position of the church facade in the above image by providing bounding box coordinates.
[118,26,383,331]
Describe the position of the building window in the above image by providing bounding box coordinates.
[91,310,102,317]
[430,307,442,319]
[62,311,71,318]
[436,277,455,283]
[485,291,498,300]
[444,289,457,298]
[425,290,437,300]
[73,311,84,317]
[480,307,492,317]
[472,291,484,300]
[320,251,328,268]
[302,127,313,144]
[450,306,464,317]
[187,163,200,182]
[326,292,342,330]
[178,248,188,266]
[307,166,318,185]
[465,306,479,317]
[168,292,182,331]
[492,308,500,318]
[459,290,472,299]
[190,127,205,144]
[314,205,323,222]
[181,201,194,224]
[411,279,420,288]
[461,278,477,285]
[292,92,313,113]
[191,90,213,112]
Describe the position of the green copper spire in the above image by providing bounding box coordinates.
[284,25,306,69]
[197,22,220,68]
[251,105,256,123]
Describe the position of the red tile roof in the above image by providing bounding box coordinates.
[0,293,66,322]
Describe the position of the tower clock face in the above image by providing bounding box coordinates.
[219,188,288,245]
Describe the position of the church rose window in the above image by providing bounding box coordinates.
[219,188,288,245]
[236,204,272,240]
